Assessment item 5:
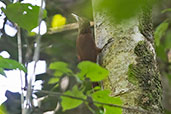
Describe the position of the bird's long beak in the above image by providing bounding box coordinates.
[71,13,80,22]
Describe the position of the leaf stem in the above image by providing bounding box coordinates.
[34,89,159,114]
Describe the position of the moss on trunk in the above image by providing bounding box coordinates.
[128,41,163,112]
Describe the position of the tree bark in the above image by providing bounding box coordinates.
[92,1,163,114]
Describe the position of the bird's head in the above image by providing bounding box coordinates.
[71,13,90,33]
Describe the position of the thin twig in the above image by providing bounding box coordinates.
[34,89,159,114]
[17,26,25,114]
[17,27,22,63]
[48,21,94,34]
[15,0,25,113]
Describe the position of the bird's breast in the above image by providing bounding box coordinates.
[76,33,97,62]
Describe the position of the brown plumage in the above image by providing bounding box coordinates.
[72,13,101,62]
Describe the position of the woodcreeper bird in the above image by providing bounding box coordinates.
[72,13,101,62]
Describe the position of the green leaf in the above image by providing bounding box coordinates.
[0,105,7,114]
[54,71,63,77]
[154,21,169,46]
[77,61,109,82]
[92,90,122,114]
[61,86,86,111]
[52,83,59,89]
[49,61,72,77]
[93,86,101,91]
[94,0,147,22]
[105,106,122,114]
[0,56,27,72]
[156,44,167,62]
[162,8,171,13]
[0,68,6,77]
[156,31,171,62]
[2,3,47,31]
[167,74,171,85]
[164,31,171,49]
[48,77,59,84]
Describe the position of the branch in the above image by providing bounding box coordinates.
[25,0,44,112]
[47,21,94,34]
[17,27,22,63]
[15,0,24,110]
[16,26,25,114]
[34,89,158,114]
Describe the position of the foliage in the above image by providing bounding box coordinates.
[154,21,169,46]
[0,105,7,114]
[77,61,109,82]
[94,0,153,22]
[154,7,171,113]
[154,7,171,82]
[154,7,171,62]
[47,61,122,114]
[92,90,122,114]
[49,61,72,76]
[0,0,170,114]
[0,56,27,76]
[2,2,47,31]
[61,86,86,111]
[155,31,171,62]
[51,14,66,28]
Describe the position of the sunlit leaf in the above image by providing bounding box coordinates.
[2,2,47,31]
[54,71,63,77]
[49,61,72,77]
[93,86,101,91]
[0,105,7,114]
[105,106,122,114]
[0,56,27,72]
[154,21,169,46]
[77,61,109,82]
[92,90,122,114]
[28,31,36,36]
[48,77,59,84]
[51,14,66,28]
[0,68,6,77]
[61,86,86,111]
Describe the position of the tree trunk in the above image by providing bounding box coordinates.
[92,1,163,114]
